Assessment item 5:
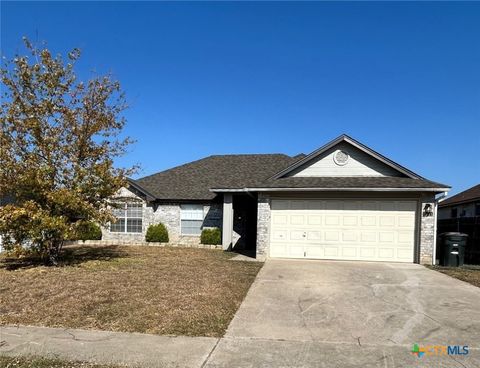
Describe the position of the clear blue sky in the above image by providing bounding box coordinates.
[2,2,479,195]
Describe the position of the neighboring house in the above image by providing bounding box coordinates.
[104,134,449,264]
[438,184,480,219]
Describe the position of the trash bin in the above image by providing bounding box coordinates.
[438,232,468,267]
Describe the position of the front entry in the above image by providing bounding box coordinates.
[269,199,416,263]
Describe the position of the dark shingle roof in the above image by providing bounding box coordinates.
[439,184,480,207]
[134,154,303,200]
[239,176,450,190]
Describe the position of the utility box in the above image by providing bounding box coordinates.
[438,232,468,267]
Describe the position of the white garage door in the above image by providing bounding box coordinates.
[270,199,417,263]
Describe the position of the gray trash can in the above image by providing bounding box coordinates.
[438,232,468,267]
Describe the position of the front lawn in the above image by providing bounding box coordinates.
[0,246,262,337]
[0,355,126,368]
[427,264,480,288]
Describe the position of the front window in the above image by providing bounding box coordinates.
[451,208,458,218]
[476,203,480,216]
[110,202,143,233]
[181,204,204,235]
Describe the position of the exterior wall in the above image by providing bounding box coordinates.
[101,187,223,248]
[290,142,402,178]
[419,196,436,265]
[256,193,271,261]
[438,203,477,220]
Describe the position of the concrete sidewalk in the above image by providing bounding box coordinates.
[0,325,218,368]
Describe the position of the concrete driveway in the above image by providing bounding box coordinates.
[206,260,480,367]
[2,260,479,367]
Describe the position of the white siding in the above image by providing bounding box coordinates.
[290,142,403,177]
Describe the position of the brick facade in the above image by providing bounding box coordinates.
[100,187,222,248]
[419,196,436,265]
[256,193,271,261]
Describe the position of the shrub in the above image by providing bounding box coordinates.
[145,223,169,243]
[201,227,221,245]
[73,221,102,241]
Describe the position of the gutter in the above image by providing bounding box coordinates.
[433,191,448,265]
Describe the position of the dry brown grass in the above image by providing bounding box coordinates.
[428,264,480,288]
[0,355,127,368]
[0,246,262,337]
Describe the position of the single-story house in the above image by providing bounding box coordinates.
[438,184,480,219]
[104,134,450,264]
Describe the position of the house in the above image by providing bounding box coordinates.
[103,134,450,264]
[438,184,480,219]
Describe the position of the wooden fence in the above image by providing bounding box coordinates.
[437,216,480,264]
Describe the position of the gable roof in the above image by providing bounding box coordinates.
[439,184,480,207]
[270,134,423,180]
[133,154,304,201]
[129,135,449,201]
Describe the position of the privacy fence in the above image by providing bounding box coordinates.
[437,216,480,265]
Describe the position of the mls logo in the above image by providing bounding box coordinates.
[411,344,424,358]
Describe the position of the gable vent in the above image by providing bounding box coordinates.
[333,150,349,166]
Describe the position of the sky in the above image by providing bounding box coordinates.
[1,1,479,195]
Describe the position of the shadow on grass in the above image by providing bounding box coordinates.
[0,245,129,271]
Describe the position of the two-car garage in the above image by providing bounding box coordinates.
[269,199,417,263]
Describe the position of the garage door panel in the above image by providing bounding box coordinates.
[379,232,395,243]
[272,229,287,241]
[307,231,322,241]
[361,216,376,226]
[397,248,413,259]
[290,230,306,241]
[305,245,324,258]
[398,216,415,227]
[270,199,416,263]
[324,246,339,257]
[380,216,395,227]
[343,216,358,226]
[307,215,322,225]
[324,231,340,241]
[290,215,305,225]
[378,248,395,259]
[342,231,357,242]
[342,247,357,257]
[325,216,340,225]
[272,214,288,225]
[398,231,414,243]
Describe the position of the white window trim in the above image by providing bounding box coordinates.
[180,204,204,236]
[110,201,143,233]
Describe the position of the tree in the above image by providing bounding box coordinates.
[0,38,137,264]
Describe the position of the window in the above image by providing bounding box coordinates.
[181,204,204,235]
[451,208,458,218]
[110,202,143,233]
[476,203,480,216]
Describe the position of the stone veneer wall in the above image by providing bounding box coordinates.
[100,187,223,248]
[419,195,436,265]
[256,193,271,261]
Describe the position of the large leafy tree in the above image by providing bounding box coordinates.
[0,38,137,264]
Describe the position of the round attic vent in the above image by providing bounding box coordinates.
[333,150,349,166]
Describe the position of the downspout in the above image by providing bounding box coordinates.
[433,191,448,265]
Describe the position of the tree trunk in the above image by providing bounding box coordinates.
[46,239,63,266]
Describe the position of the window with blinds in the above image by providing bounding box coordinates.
[180,204,204,235]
